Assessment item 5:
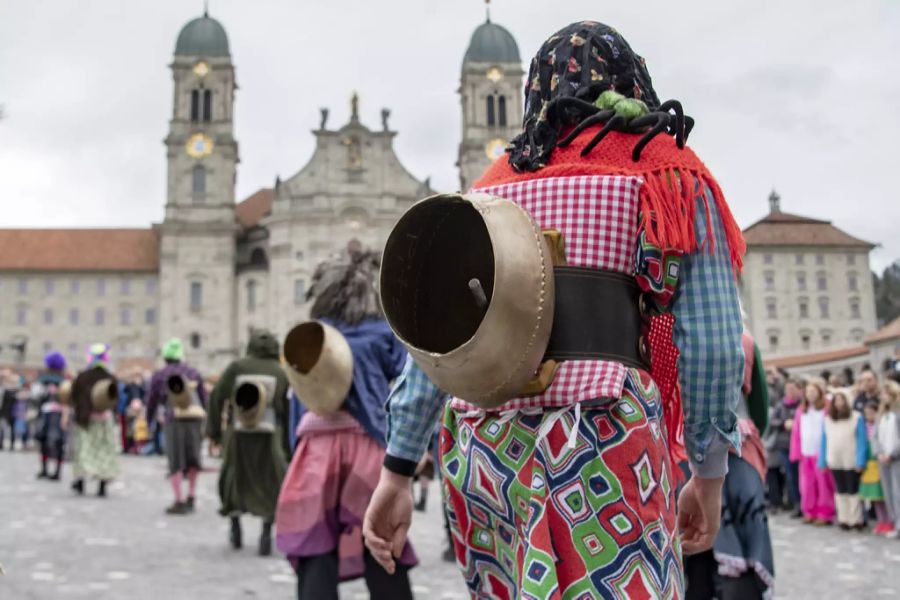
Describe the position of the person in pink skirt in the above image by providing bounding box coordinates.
[790,378,836,524]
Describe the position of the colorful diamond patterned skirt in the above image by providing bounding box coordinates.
[440,369,683,599]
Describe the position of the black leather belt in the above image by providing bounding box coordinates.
[544,267,648,369]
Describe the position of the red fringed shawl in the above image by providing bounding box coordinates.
[475,128,746,468]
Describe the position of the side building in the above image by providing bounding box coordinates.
[741,191,878,360]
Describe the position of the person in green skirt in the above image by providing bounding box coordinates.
[861,401,891,534]
[206,330,290,556]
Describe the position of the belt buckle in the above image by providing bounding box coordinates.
[518,360,561,397]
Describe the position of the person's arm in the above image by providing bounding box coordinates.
[145,373,162,423]
[672,188,744,479]
[855,415,868,469]
[746,344,769,435]
[192,369,208,410]
[382,356,449,476]
[205,364,235,443]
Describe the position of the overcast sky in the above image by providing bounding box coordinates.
[1,0,898,271]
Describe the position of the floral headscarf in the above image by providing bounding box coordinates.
[509,21,659,172]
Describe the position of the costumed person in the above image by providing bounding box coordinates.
[275,247,416,600]
[789,379,835,524]
[206,329,289,556]
[147,338,207,515]
[70,344,121,497]
[0,370,23,450]
[33,351,70,481]
[364,21,746,598]
[684,331,773,600]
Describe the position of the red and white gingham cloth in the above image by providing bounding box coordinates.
[450,175,643,413]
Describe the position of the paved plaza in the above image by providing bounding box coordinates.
[1,449,900,599]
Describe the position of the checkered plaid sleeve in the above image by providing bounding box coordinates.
[673,187,745,470]
[385,355,449,463]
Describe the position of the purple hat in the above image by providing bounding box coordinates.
[44,351,66,372]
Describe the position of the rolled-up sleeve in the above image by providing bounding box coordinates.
[672,187,745,478]
[384,355,449,474]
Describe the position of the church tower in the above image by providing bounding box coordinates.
[457,9,523,191]
[158,11,239,371]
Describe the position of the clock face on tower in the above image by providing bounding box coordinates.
[193,61,209,78]
[185,133,214,158]
[486,66,504,83]
[485,138,507,161]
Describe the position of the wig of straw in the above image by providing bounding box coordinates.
[307,247,382,326]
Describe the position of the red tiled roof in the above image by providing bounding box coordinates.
[0,229,159,272]
[743,211,874,248]
[236,188,273,228]
[866,316,900,345]
[763,345,870,369]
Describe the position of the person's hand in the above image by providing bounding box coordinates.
[879,453,890,465]
[363,467,414,574]
[784,418,793,431]
[677,475,724,555]
[856,467,864,474]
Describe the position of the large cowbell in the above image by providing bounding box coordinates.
[282,321,353,416]
[380,192,555,409]
[90,378,118,413]
[233,374,277,431]
[167,374,206,419]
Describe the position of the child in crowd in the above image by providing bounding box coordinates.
[790,379,835,524]
[873,380,900,539]
[860,401,891,534]
[819,391,867,530]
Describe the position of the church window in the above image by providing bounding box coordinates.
[71,279,80,294]
[801,332,811,350]
[192,165,206,199]
[121,278,131,296]
[848,272,858,291]
[850,298,861,319]
[17,278,27,294]
[95,308,105,325]
[816,272,827,291]
[765,298,777,319]
[145,278,158,294]
[798,299,808,319]
[486,95,496,127]
[498,95,507,127]
[247,280,258,312]
[190,282,203,312]
[190,90,200,122]
[768,334,779,350]
[44,308,53,324]
[46,279,55,294]
[145,308,156,325]
[16,306,27,325]
[69,308,79,325]
[250,247,268,268]
[203,89,212,122]
[190,332,201,349]
[818,296,829,318]
[120,307,131,326]
[97,278,106,296]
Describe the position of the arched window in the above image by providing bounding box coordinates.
[190,332,201,349]
[190,90,200,122]
[203,89,212,122]
[247,280,258,312]
[486,95,496,127]
[192,165,206,199]
[250,247,268,268]
[498,95,507,127]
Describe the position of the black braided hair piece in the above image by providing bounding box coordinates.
[549,96,694,162]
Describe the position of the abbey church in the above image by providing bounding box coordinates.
[0,11,524,372]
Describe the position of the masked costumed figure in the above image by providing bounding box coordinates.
[71,344,121,497]
[275,247,416,600]
[206,329,289,556]
[147,338,207,515]
[684,331,774,599]
[365,22,746,599]
[34,351,70,481]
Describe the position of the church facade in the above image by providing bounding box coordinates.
[0,12,523,374]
